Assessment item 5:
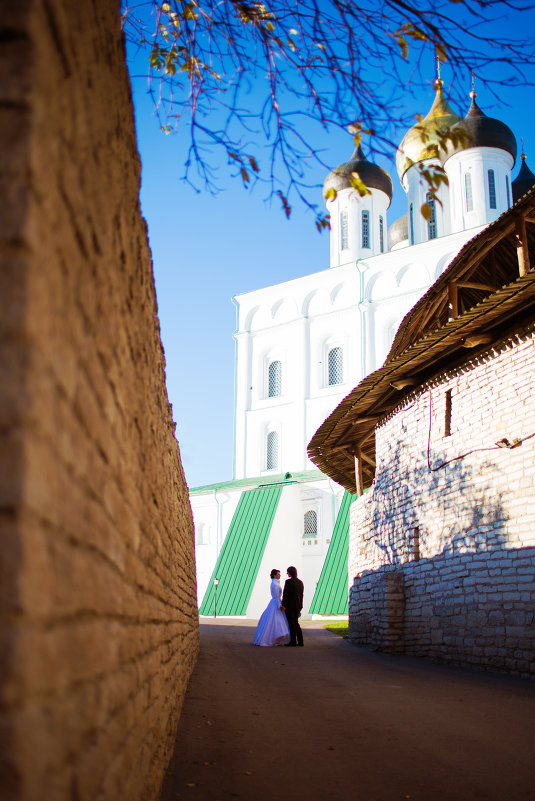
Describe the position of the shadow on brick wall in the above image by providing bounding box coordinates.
[349,442,535,676]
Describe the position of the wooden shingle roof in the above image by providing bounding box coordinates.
[308,188,535,494]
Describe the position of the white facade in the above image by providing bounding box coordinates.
[190,84,524,618]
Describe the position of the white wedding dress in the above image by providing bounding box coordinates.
[253,579,291,646]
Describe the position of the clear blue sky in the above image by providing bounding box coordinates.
[126,12,535,489]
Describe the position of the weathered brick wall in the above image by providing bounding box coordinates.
[348,325,535,676]
[0,1,199,799]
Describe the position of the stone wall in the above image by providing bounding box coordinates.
[0,1,199,799]
[348,324,535,676]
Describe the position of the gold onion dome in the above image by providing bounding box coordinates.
[323,144,393,205]
[396,79,462,181]
[443,91,517,163]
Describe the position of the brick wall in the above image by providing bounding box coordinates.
[0,1,199,799]
[349,324,535,676]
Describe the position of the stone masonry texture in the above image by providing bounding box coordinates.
[0,1,200,799]
[348,325,535,677]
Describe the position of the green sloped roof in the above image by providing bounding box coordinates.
[198,486,282,615]
[308,491,354,615]
[190,469,325,495]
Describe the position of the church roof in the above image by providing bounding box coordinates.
[513,154,535,203]
[443,93,517,163]
[199,485,282,615]
[388,214,408,249]
[308,490,353,615]
[308,187,535,493]
[323,144,393,203]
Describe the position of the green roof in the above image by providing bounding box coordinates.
[198,486,282,615]
[308,491,354,615]
[190,469,326,495]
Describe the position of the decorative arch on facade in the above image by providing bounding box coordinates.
[330,281,355,309]
[245,304,270,331]
[271,297,299,323]
[302,288,331,317]
[365,269,397,302]
[396,262,429,294]
[434,251,456,280]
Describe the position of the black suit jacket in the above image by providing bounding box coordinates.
[282,576,304,611]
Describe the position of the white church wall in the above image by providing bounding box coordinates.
[234,263,361,480]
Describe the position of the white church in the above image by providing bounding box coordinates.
[190,77,534,619]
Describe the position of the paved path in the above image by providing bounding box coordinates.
[160,620,535,801]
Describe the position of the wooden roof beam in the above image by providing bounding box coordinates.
[448,281,459,320]
[515,217,530,277]
[456,281,497,292]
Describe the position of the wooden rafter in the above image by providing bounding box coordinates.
[515,217,530,276]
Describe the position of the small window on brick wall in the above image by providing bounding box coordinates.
[412,527,420,562]
[444,389,452,437]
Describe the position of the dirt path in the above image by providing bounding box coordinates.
[159,620,535,801]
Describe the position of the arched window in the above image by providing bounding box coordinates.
[409,203,414,245]
[465,173,473,211]
[426,192,437,240]
[361,210,370,248]
[303,510,318,536]
[266,431,279,470]
[506,175,511,208]
[340,210,349,250]
[488,169,496,209]
[195,524,208,546]
[379,215,384,253]
[328,346,344,386]
[267,360,282,398]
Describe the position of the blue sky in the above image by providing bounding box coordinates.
[126,11,535,489]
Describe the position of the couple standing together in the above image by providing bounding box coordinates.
[253,566,304,647]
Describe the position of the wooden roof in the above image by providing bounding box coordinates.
[308,187,535,494]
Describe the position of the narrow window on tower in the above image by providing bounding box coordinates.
[426,192,437,239]
[362,210,370,248]
[488,169,496,209]
[340,210,349,250]
[379,215,384,253]
[409,203,414,245]
[266,431,279,471]
[465,172,473,211]
[506,175,511,208]
[267,359,282,398]
[328,346,344,386]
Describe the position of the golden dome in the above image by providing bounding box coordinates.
[396,80,462,180]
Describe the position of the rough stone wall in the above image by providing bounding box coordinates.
[348,325,535,676]
[0,1,199,799]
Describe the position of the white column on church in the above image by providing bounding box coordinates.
[233,328,251,479]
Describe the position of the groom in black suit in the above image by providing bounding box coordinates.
[281,566,304,646]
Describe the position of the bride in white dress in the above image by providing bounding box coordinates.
[253,569,291,646]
